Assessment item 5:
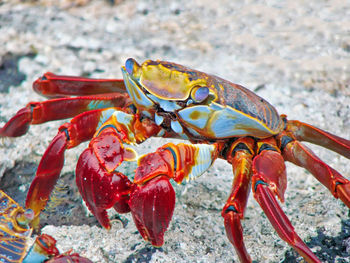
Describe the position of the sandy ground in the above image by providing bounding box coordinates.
[1,0,350,262]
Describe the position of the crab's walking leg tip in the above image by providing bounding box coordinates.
[76,148,133,229]
[224,211,252,263]
[25,131,68,218]
[0,107,32,137]
[92,208,112,229]
[254,184,321,263]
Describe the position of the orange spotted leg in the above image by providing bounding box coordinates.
[252,138,321,263]
[221,138,254,263]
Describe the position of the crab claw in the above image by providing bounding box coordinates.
[129,176,175,247]
[0,107,32,137]
[90,128,136,173]
[76,147,133,229]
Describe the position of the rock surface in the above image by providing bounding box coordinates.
[0,1,350,262]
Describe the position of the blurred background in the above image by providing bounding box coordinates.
[0,1,350,262]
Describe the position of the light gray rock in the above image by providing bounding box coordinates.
[0,1,349,262]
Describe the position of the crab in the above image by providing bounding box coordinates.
[0,190,92,263]
[1,58,350,263]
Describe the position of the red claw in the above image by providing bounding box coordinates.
[134,150,173,184]
[91,129,136,173]
[129,176,175,247]
[34,234,60,257]
[76,148,132,229]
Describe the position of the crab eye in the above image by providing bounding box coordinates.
[191,86,209,103]
[125,58,140,76]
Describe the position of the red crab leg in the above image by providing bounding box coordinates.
[130,142,220,246]
[25,107,120,225]
[221,138,254,263]
[0,94,131,138]
[287,120,350,159]
[279,133,350,208]
[252,138,321,263]
[33,72,126,98]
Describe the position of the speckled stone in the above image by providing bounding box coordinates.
[0,1,350,262]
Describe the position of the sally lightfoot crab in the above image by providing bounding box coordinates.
[1,58,350,263]
[0,190,92,262]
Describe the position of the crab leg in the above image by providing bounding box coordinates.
[25,107,120,225]
[287,120,350,159]
[221,138,254,263]
[33,72,126,98]
[130,142,220,246]
[0,94,131,138]
[252,138,321,263]
[280,134,350,208]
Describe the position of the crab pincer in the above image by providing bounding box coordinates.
[129,176,175,247]
[76,123,176,246]
[75,126,136,228]
[130,149,178,246]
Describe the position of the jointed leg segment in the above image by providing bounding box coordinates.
[280,132,350,209]
[221,137,254,263]
[283,120,350,208]
[33,72,126,98]
[0,93,131,138]
[130,141,221,246]
[252,137,320,263]
[221,129,350,262]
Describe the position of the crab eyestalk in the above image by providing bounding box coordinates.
[125,58,142,78]
[15,208,35,230]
